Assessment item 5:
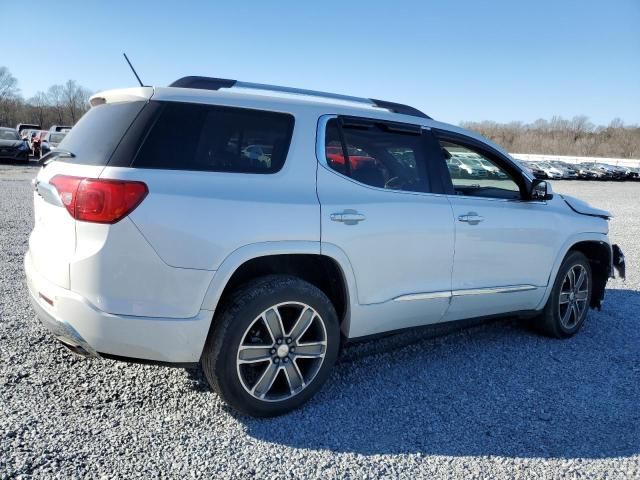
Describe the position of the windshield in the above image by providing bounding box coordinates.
[49,133,66,143]
[0,129,20,141]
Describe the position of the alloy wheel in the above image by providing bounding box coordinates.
[558,264,589,329]
[236,302,327,402]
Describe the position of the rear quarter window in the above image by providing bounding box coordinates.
[56,101,146,165]
[132,102,294,173]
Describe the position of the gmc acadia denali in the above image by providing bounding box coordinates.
[25,77,625,416]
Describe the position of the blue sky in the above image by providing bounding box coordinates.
[2,0,639,125]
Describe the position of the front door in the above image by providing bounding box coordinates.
[433,131,563,321]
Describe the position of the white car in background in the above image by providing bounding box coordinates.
[532,161,564,179]
[25,77,625,416]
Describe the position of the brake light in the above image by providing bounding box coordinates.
[49,175,148,224]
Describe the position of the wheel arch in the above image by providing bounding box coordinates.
[200,242,357,339]
[537,233,612,310]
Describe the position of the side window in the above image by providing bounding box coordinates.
[324,118,429,193]
[134,102,294,173]
[439,139,522,199]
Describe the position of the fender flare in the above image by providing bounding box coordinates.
[535,232,611,310]
[199,241,360,336]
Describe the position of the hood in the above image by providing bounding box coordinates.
[561,194,611,219]
[0,139,22,148]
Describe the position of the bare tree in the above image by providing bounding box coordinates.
[0,67,22,126]
[462,116,640,159]
[62,80,91,123]
[0,66,19,102]
[47,85,66,124]
[28,92,49,127]
[0,69,94,128]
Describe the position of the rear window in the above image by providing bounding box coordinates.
[57,101,145,165]
[132,102,294,173]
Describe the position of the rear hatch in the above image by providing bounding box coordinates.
[29,88,152,288]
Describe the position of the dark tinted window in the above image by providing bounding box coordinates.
[133,102,294,173]
[324,118,429,193]
[57,101,145,165]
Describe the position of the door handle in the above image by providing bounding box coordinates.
[330,210,366,225]
[458,212,484,225]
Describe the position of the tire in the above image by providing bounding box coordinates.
[201,275,340,417]
[538,251,592,338]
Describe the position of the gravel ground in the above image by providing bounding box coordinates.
[1,163,638,479]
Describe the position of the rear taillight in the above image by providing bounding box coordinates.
[49,175,148,224]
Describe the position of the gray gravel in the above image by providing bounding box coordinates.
[1,163,638,479]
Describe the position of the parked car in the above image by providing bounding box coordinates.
[551,161,579,179]
[29,130,51,158]
[22,129,39,142]
[474,157,507,177]
[602,163,634,180]
[624,166,640,180]
[574,165,600,180]
[516,161,547,179]
[16,123,41,137]
[532,161,564,179]
[447,155,489,178]
[25,77,625,417]
[591,163,626,180]
[0,127,30,163]
[41,131,67,157]
[48,125,73,133]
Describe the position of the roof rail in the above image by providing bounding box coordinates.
[168,76,431,119]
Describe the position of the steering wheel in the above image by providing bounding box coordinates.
[384,176,402,189]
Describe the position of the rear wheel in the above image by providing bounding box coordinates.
[201,275,340,417]
[538,251,592,338]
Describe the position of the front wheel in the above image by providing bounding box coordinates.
[201,275,340,417]
[538,251,592,338]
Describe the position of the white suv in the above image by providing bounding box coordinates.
[25,77,625,416]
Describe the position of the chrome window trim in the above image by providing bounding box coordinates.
[445,194,548,205]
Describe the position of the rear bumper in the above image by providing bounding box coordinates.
[25,252,212,363]
[28,289,99,357]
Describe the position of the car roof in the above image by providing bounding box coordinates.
[89,83,515,160]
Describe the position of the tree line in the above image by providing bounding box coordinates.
[460,116,640,159]
[0,66,91,129]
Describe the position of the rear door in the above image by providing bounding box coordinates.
[317,116,455,336]
[29,97,149,288]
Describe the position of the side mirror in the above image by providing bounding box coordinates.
[530,179,553,200]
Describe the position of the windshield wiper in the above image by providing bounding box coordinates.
[40,149,76,167]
